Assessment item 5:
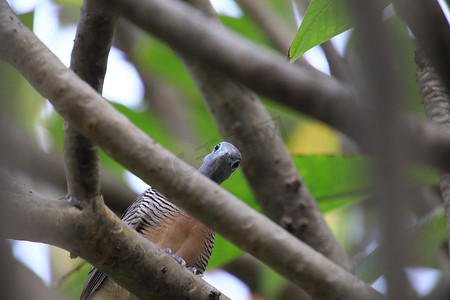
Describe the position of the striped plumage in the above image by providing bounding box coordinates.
[80,142,241,299]
[124,188,215,274]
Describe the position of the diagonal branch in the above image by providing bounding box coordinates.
[181,0,353,272]
[0,4,382,299]
[0,177,227,299]
[105,0,450,172]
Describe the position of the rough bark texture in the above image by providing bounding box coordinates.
[393,0,450,91]
[416,49,450,256]
[64,0,115,198]
[181,0,353,272]
[0,4,382,299]
[0,178,227,300]
[63,0,117,206]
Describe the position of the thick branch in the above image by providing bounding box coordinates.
[104,0,450,171]
[63,0,117,205]
[393,0,450,91]
[0,179,226,299]
[415,49,450,256]
[182,0,353,272]
[0,4,382,298]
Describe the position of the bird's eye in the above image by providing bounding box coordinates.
[232,160,240,170]
[213,143,221,152]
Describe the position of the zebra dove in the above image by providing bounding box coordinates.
[80,142,242,299]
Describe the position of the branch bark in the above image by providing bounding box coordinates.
[0,177,227,299]
[0,3,382,298]
[63,0,117,206]
[415,49,450,257]
[0,122,136,212]
[181,0,352,272]
[104,0,450,172]
[393,0,450,91]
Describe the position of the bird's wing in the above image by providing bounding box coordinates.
[80,187,177,299]
[79,266,108,300]
[122,187,182,233]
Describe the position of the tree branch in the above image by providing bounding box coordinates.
[0,122,136,212]
[415,49,450,257]
[393,0,450,91]
[0,176,227,299]
[104,0,450,172]
[348,0,411,298]
[63,0,117,205]
[181,0,353,272]
[0,3,382,298]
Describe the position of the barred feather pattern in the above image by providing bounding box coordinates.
[80,187,215,300]
[123,187,215,273]
[122,188,183,230]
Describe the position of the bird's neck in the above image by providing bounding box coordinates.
[198,166,225,185]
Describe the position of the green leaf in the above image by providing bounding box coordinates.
[18,11,34,31]
[219,14,271,48]
[288,0,351,62]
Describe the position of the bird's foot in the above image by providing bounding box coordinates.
[163,248,202,276]
[163,248,186,267]
[187,267,203,277]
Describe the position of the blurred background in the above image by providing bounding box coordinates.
[2,0,450,299]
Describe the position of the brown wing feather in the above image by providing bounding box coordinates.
[80,187,214,299]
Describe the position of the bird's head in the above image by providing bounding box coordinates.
[198,142,242,184]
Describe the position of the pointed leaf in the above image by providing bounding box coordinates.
[288,0,351,62]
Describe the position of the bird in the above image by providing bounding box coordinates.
[80,142,242,300]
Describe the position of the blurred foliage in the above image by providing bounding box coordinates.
[357,207,447,283]
[220,14,271,48]
[2,0,447,299]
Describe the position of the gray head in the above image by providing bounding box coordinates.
[198,142,242,184]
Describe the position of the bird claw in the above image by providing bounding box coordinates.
[187,267,203,277]
[163,248,186,267]
[163,248,203,275]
